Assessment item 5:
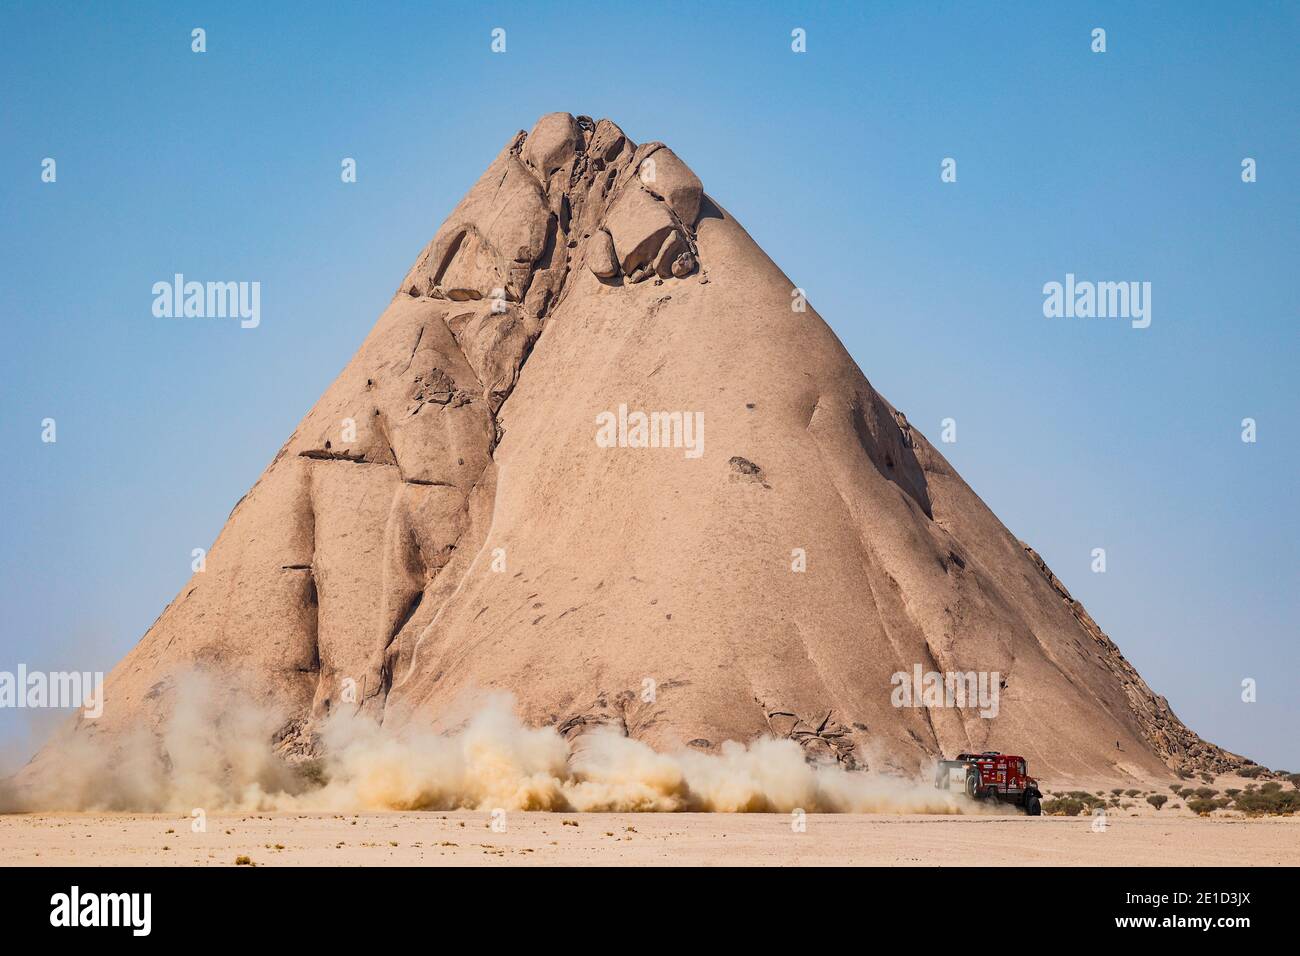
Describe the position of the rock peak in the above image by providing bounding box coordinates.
[400,112,703,316]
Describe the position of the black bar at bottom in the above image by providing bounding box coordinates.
[0,865,1286,940]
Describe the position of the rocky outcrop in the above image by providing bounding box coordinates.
[400,113,703,310]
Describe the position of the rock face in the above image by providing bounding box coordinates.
[33,113,1247,783]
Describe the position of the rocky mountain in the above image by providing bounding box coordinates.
[29,113,1248,787]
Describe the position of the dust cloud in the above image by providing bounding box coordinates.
[6,679,983,816]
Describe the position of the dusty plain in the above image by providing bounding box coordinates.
[3,810,1295,867]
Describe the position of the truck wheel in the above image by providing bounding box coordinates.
[965,774,979,800]
[1026,794,1042,816]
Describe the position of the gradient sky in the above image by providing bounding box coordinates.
[2,1,1296,772]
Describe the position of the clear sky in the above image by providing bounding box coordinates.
[2,1,1296,772]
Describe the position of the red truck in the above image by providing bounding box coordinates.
[935,751,1043,815]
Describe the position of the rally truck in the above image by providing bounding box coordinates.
[934,751,1043,815]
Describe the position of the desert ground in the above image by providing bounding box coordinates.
[3,809,1296,867]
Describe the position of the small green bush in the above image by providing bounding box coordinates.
[1146,794,1168,810]
[1238,766,1268,779]
[1063,790,1106,808]
[1125,789,1140,797]
[1044,797,1086,816]
[1186,798,1216,816]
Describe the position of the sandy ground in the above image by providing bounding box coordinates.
[2,810,1296,866]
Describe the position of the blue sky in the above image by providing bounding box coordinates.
[1,1,1296,771]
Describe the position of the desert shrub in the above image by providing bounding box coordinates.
[1125,789,1140,797]
[1226,788,1242,797]
[296,760,327,787]
[1287,775,1300,790]
[1176,769,1194,780]
[1261,781,1283,794]
[1146,794,1168,810]
[1186,798,1216,816]
[1044,797,1086,817]
[1064,790,1105,809]
[1168,784,1181,792]
[1232,789,1300,816]
[1195,787,1218,799]
[1238,766,1268,779]
[1213,798,1231,809]
[1111,788,1124,796]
